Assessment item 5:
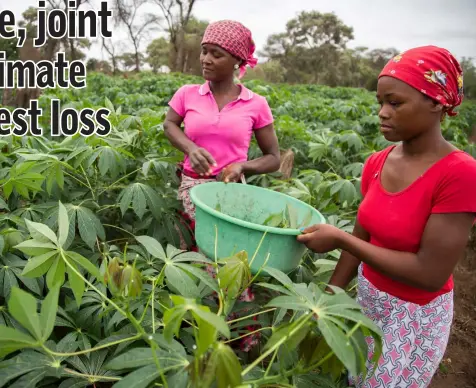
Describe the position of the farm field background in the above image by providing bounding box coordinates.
[0,71,476,387]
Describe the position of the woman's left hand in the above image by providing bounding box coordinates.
[218,163,243,183]
[296,224,346,253]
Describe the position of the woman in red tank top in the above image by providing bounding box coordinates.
[298,46,476,387]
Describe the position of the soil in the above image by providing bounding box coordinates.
[430,229,476,388]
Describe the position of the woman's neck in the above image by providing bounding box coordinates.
[401,126,450,158]
[209,78,239,96]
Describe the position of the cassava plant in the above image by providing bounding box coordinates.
[0,201,383,387]
[0,71,474,387]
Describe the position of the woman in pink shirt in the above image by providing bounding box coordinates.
[164,19,280,354]
[298,46,476,387]
[164,20,281,227]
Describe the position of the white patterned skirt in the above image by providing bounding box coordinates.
[349,264,453,388]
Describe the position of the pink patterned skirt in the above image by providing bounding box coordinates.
[350,264,453,388]
[178,174,216,220]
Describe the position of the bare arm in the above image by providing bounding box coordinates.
[163,107,196,155]
[328,220,369,290]
[241,124,281,175]
[163,107,216,174]
[337,212,474,292]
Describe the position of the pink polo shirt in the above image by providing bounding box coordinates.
[168,81,274,177]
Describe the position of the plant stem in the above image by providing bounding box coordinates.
[80,165,96,200]
[64,368,121,382]
[264,348,278,377]
[243,252,270,290]
[98,168,141,196]
[152,278,157,333]
[125,308,169,388]
[63,171,89,188]
[103,223,136,237]
[139,279,156,324]
[149,342,169,388]
[214,224,225,316]
[42,334,141,357]
[61,251,127,317]
[227,308,276,325]
[223,327,271,344]
[241,313,312,376]
[248,230,268,268]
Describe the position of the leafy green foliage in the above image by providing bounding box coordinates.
[0,71,473,387]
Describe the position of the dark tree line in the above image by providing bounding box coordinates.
[1,3,475,108]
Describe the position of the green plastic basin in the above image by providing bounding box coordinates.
[189,182,326,274]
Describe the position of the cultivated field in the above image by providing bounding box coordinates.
[0,72,475,387]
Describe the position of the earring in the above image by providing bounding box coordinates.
[234,64,239,70]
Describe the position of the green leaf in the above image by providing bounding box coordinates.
[106,347,185,370]
[40,283,60,341]
[191,307,230,339]
[192,305,218,356]
[57,201,70,248]
[217,251,251,299]
[167,371,188,388]
[255,282,294,296]
[6,369,47,388]
[266,295,309,311]
[105,97,114,112]
[300,209,313,228]
[165,264,199,298]
[45,255,65,289]
[262,212,284,227]
[7,288,42,341]
[111,364,162,388]
[76,206,105,249]
[163,307,187,342]
[21,251,57,278]
[0,196,9,210]
[317,318,357,376]
[57,378,89,388]
[10,267,41,296]
[67,261,85,307]
[150,333,187,356]
[174,263,219,293]
[1,269,18,300]
[135,235,166,261]
[24,219,58,245]
[1,167,45,200]
[0,325,37,346]
[67,251,101,280]
[261,267,294,289]
[213,342,242,388]
[132,184,147,219]
[286,203,299,228]
[14,240,57,256]
[172,251,213,264]
[264,320,311,352]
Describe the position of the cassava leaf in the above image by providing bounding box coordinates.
[39,283,60,341]
[24,219,58,245]
[213,342,242,388]
[164,264,200,298]
[135,235,166,261]
[7,288,42,341]
[57,201,70,248]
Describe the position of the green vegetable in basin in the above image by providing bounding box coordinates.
[190,182,326,274]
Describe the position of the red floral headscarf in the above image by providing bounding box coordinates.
[379,45,464,116]
[201,20,258,79]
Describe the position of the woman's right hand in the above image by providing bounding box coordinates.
[188,147,217,175]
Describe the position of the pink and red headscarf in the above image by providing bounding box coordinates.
[201,20,258,79]
[379,45,464,116]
